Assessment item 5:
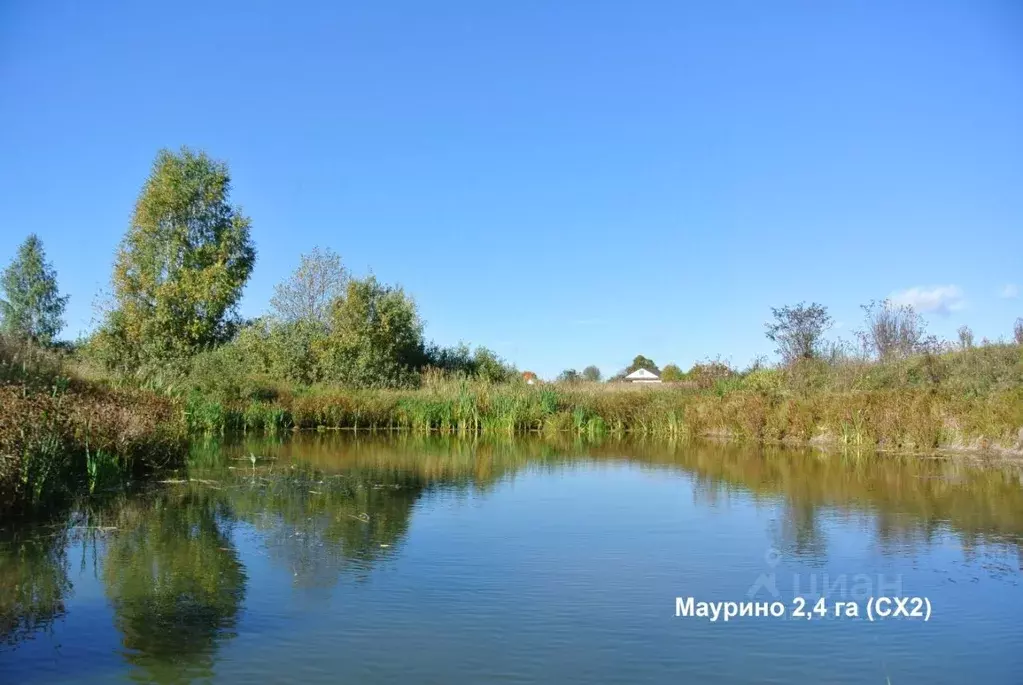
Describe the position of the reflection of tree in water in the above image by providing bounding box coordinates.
[102,490,246,684]
[691,468,830,564]
[2,432,1022,668]
[0,525,71,649]
[656,442,1023,564]
[207,434,1023,564]
[226,465,426,590]
[774,501,829,564]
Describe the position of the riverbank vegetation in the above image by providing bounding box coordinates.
[2,145,1022,516]
[0,337,186,518]
[172,345,1021,454]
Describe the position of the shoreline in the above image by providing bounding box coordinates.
[221,423,1023,464]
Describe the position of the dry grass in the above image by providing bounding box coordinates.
[0,336,187,518]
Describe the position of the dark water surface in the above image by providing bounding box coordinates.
[2,435,1022,684]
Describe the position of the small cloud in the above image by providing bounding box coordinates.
[889,285,965,316]
[999,283,1018,299]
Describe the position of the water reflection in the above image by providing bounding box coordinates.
[82,489,242,683]
[0,526,71,647]
[227,433,1023,546]
[1,434,1021,680]
[232,468,424,587]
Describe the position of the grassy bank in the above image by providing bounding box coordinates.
[0,338,187,518]
[181,343,1023,455]
[185,383,1023,453]
[4,335,1020,520]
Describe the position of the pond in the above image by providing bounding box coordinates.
[1,435,1022,684]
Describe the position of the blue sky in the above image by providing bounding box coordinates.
[1,1,1020,379]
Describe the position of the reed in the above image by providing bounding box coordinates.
[0,336,188,518]
[180,375,1023,455]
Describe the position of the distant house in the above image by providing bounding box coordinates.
[624,368,662,384]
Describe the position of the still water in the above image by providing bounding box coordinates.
[2,435,1022,684]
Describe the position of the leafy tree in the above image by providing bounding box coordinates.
[557,368,581,383]
[765,302,832,364]
[0,234,69,344]
[182,316,327,401]
[660,363,684,382]
[1014,318,1023,346]
[424,342,516,382]
[581,365,601,382]
[256,319,325,385]
[687,360,735,389]
[470,346,516,383]
[424,341,472,375]
[625,355,658,374]
[318,275,426,387]
[270,247,348,327]
[97,148,255,373]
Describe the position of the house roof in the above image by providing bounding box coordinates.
[624,368,660,380]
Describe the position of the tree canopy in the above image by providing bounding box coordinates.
[764,302,832,364]
[270,247,348,327]
[660,364,684,382]
[581,365,601,382]
[626,355,658,374]
[317,275,426,387]
[96,147,256,373]
[0,234,68,344]
[557,368,581,383]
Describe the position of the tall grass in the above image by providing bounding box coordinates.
[165,318,1022,455]
[0,336,187,518]
[181,372,1023,455]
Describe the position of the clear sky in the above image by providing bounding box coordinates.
[1,1,1020,379]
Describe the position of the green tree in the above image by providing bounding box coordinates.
[557,368,581,383]
[686,360,735,388]
[660,363,684,382]
[765,302,832,364]
[318,275,426,387]
[0,234,69,344]
[472,347,516,383]
[97,148,255,373]
[424,343,515,382]
[270,247,348,327]
[626,355,658,374]
[581,365,601,382]
[248,318,325,386]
